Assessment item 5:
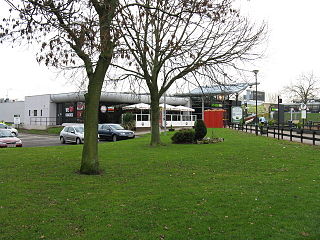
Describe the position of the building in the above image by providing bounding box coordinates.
[0,91,191,129]
[0,83,256,129]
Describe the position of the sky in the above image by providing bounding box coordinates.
[1,0,320,101]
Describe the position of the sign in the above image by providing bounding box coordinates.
[13,116,21,124]
[100,105,107,113]
[211,103,222,108]
[231,106,243,123]
[107,107,114,112]
[301,110,307,119]
[299,103,307,110]
[77,102,85,110]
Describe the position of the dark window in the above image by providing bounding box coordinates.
[29,110,31,116]
[34,110,37,116]
[41,110,43,116]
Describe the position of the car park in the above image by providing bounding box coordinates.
[98,123,135,142]
[60,125,84,144]
[0,123,19,136]
[0,129,23,148]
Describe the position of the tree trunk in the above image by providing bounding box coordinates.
[80,76,103,174]
[80,56,110,174]
[150,94,161,146]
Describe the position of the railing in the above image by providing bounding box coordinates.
[135,114,151,128]
[30,117,57,126]
[164,114,196,127]
[133,113,197,128]
[229,123,320,145]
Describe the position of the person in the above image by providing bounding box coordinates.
[259,116,266,125]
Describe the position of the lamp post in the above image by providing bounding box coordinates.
[253,70,259,135]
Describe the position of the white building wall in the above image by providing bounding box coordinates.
[0,101,25,123]
[24,94,57,129]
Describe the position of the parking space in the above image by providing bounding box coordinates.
[19,133,62,147]
[18,133,141,147]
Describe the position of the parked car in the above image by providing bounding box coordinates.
[0,129,23,148]
[98,123,135,142]
[60,125,84,144]
[0,123,18,136]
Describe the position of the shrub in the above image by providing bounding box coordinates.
[171,129,195,144]
[194,120,207,141]
[268,119,276,126]
[122,112,136,130]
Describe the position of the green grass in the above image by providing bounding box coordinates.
[1,129,320,240]
[19,126,64,135]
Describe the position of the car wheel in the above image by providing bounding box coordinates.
[60,137,65,144]
[12,132,17,137]
[76,138,82,144]
[112,135,117,142]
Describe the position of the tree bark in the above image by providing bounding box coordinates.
[80,77,103,174]
[150,94,161,146]
[80,56,110,174]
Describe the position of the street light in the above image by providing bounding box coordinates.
[253,70,259,135]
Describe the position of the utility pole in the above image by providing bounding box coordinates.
[253,70,259,136]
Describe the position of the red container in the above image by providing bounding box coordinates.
[204,109,226,128]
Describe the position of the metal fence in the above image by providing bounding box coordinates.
[229,123,320,145]
[30,117,58,126]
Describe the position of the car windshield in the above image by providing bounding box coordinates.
[74,127,84,133]
[109,124,124,130]
[0,130,14,137]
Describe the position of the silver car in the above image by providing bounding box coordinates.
[59,125,84,144]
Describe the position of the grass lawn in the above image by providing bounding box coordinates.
[19,126,64,135]
[1,128,320,240]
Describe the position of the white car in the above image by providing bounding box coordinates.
[0,123,18,136]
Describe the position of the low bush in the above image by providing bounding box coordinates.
[122,112,136,130]
[194,120,207,140]
[171,129,195,144]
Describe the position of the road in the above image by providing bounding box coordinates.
[18,133,62,147]
[18,132,143,147]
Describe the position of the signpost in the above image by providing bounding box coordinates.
[231,106,243,123]
[13,115,21,128]
[300,103,307,125]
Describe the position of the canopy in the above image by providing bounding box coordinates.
[122,103,150,110]
[175,105,195,112]
[159,103,180,111]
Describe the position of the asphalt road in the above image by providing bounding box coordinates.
[18,133,140,147]
[19,133,62,147]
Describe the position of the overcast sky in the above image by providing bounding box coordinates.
[1,0,320,101]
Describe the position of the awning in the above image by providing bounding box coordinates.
[159,103,180,111]
[175,105,195,112]
[122,103,150,110]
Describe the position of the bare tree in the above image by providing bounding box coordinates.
[267,92,280,103]
[111,0,267,145]
[284,72,320,104]
[1,0,120,174]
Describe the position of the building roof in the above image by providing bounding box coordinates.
[177,83,255,97]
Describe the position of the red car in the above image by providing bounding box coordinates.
[0,129,22,148]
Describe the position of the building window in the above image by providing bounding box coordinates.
[29,110,31,116]
[41,110,43,116]
[34,110,37,116]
